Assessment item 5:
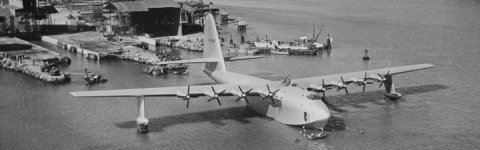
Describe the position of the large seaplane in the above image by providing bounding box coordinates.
[70,14,434,133]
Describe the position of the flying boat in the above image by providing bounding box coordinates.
[70,14,434,134]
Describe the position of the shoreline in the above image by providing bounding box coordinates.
[0,37,70,83]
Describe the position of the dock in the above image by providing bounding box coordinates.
[41,32,187,65]
[42,32,131,60]
[0,37,70,83]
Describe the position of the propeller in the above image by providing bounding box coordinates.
[206,86,226,106]
[262,84,280,104]
[355,72,376,93]
[176,85,192,108]
[320,79,328,99]
[362,72,368,92]
[234,86,253,104]
[377,71,390,88]
[336,76,349,95]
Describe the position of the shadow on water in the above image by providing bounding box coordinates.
[291,115,346,132]
[324,115,347,132]
[323,84,448,112]
[317,84,448,132]
[115,106,261,132]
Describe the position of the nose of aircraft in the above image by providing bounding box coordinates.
[308,101,331,129]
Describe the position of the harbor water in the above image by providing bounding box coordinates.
[1,0,480,149]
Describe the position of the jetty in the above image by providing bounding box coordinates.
[0,37,71,83]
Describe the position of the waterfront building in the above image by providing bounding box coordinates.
[104,0,181,37]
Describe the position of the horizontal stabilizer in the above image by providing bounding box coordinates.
[224,56,265,61]
[155,56,265,65]
[156,58,219,65]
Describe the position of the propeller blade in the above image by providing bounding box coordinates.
[235,97,242,102]
[379,82,384,88]
[271,98,275,104]
[345,87,349,95]
[322,91,326,100]
[207,97,214,102]
[186,99,190,108]
[211,86,216,93]
[364,72,367,79]
[219,90,226,95]
[363,84,366,93]
[273,89,280,94]
[266,84,271,92]
[244,97,250,104]
[238,86,243,93]
[216,99,221,106]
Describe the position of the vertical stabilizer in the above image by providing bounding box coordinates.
[203,13,227,73]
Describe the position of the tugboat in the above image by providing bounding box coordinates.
[84,68,108,85]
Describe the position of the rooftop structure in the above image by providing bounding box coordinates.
[104,0,181,37]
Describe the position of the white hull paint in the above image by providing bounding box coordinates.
[206,70,330,129]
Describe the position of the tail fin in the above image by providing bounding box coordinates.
[203,13,227,73]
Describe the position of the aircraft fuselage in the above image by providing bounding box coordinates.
[205,70,331,129]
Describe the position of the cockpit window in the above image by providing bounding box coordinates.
[307,94,323,100]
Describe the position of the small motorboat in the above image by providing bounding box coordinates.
[84,68,108,85]
[305,131,328,140]
[300,126,329,140]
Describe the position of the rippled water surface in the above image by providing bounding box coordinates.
[1,0,480,149]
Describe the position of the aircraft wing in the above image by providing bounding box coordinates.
[290,64,434,89]
[70,83,275,98]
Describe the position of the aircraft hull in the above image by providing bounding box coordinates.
[208,71,330,129]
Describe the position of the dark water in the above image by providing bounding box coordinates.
[2,0,480,149]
